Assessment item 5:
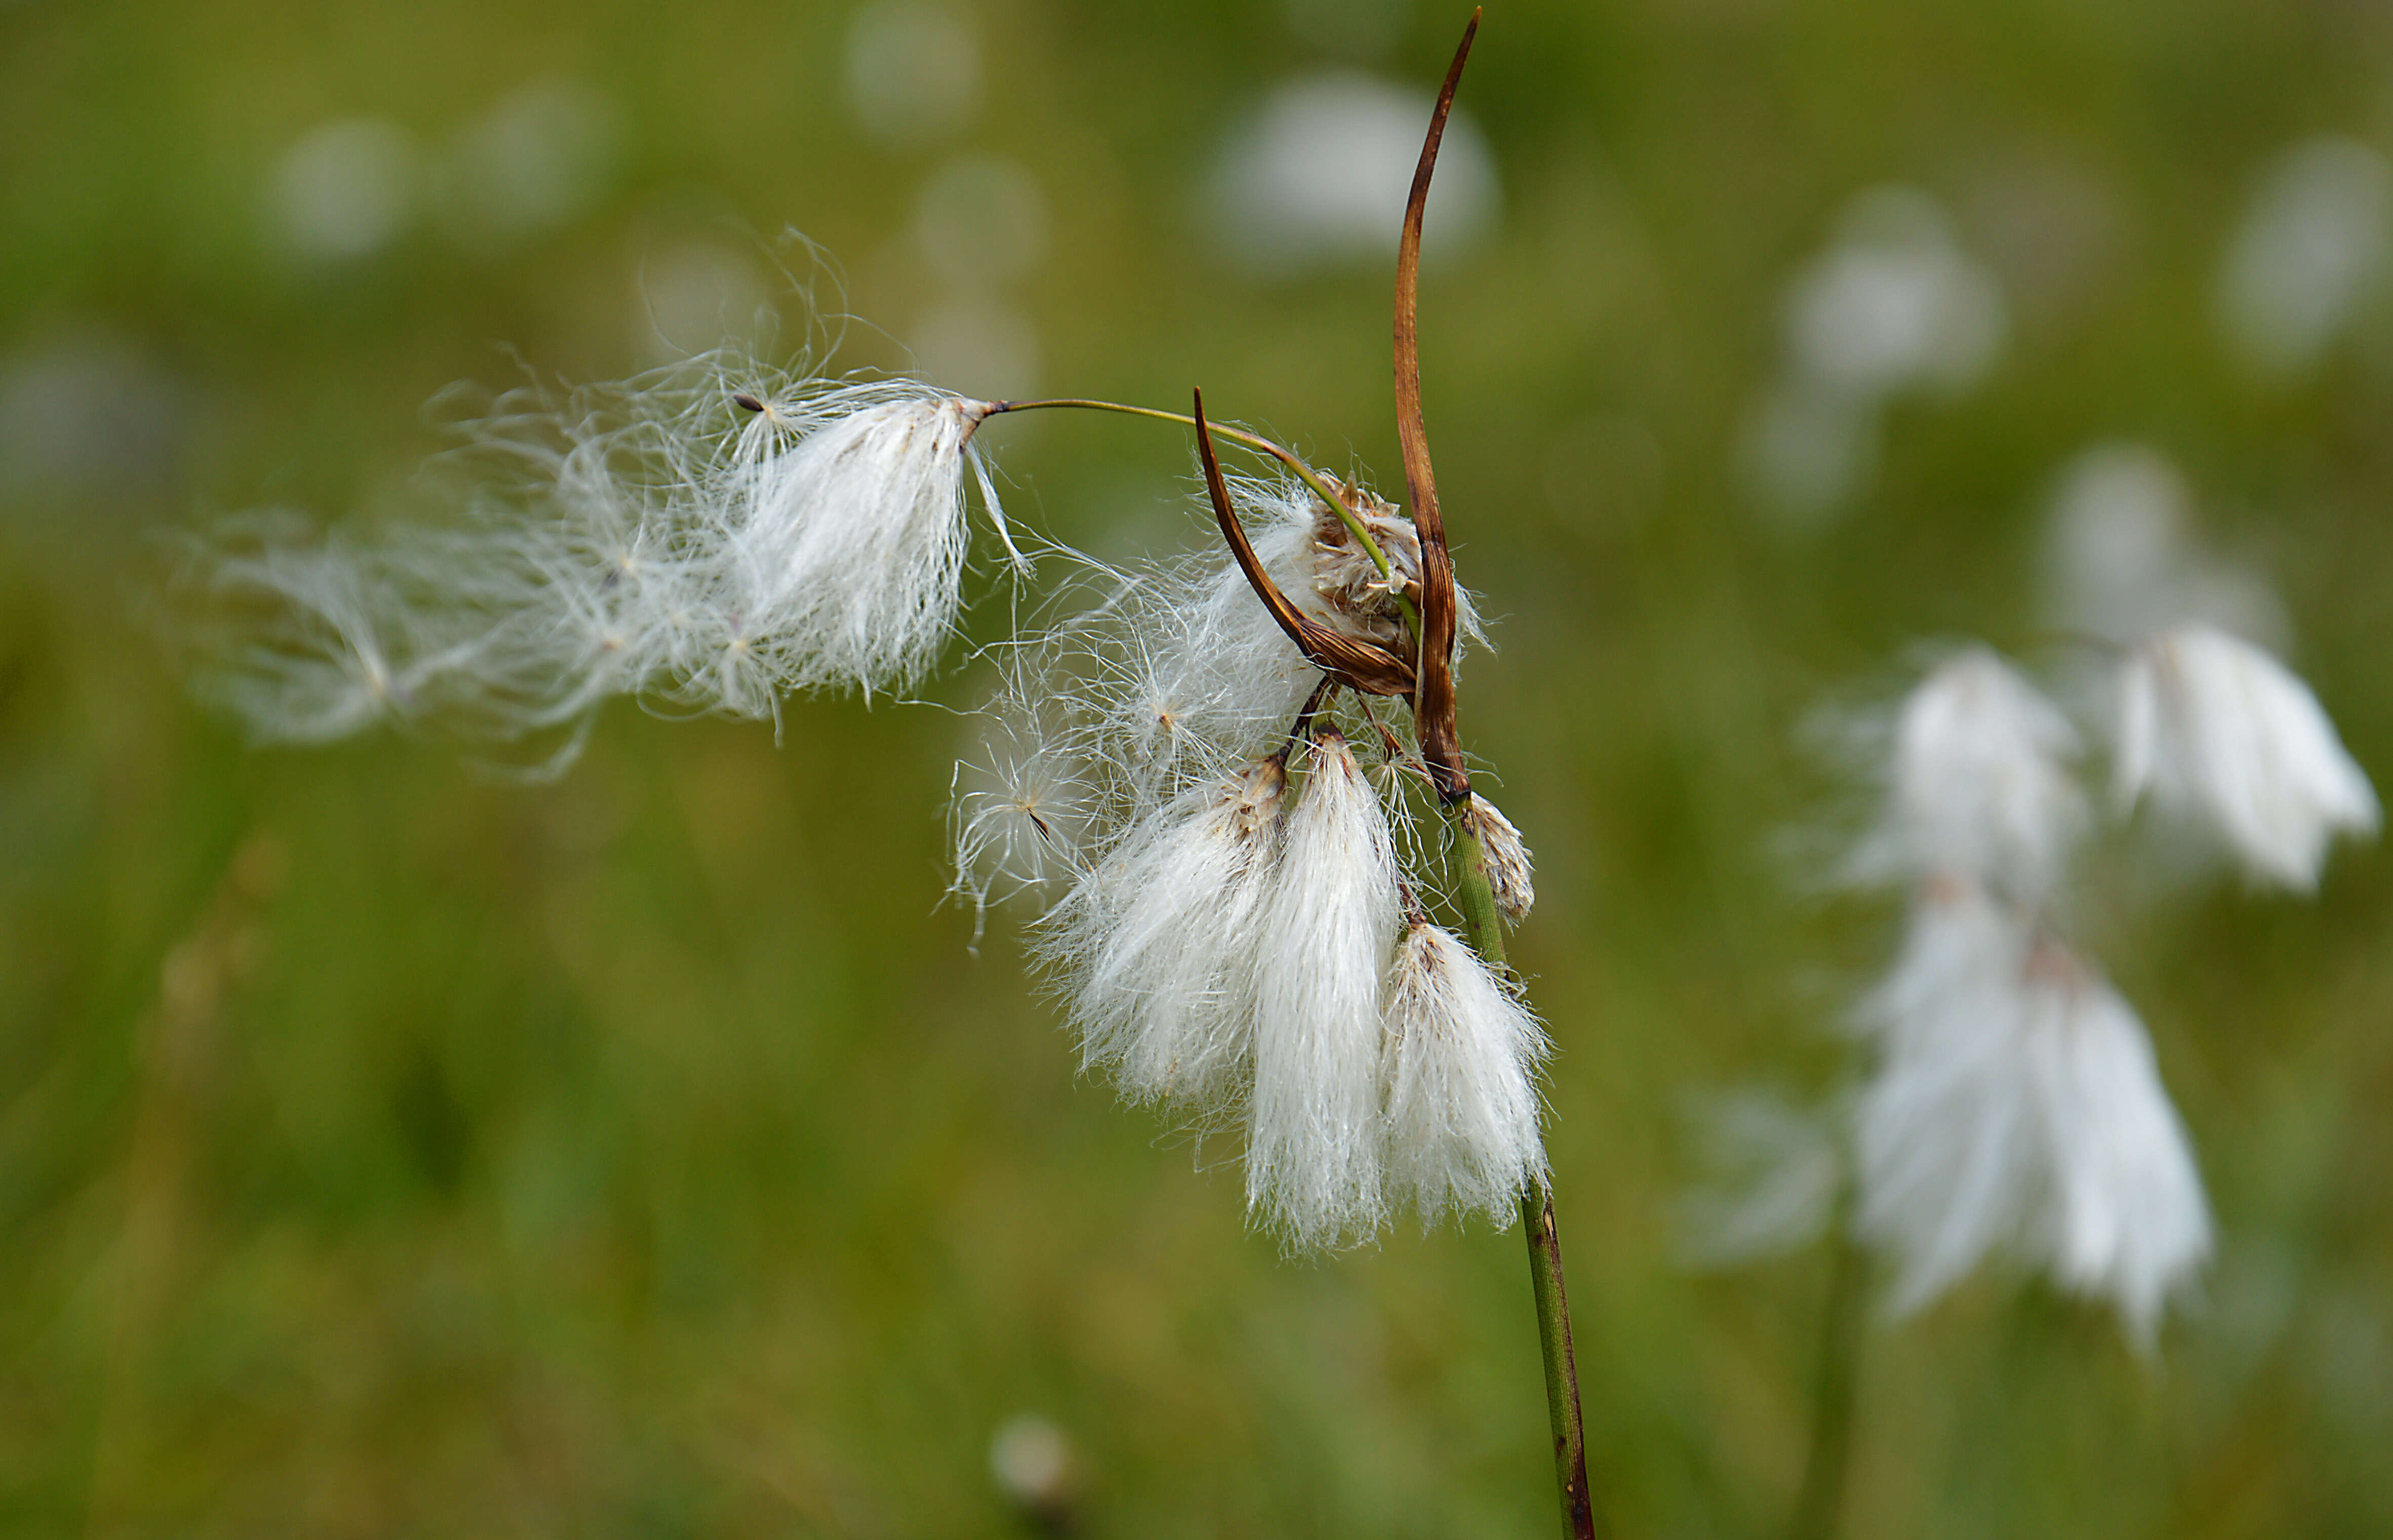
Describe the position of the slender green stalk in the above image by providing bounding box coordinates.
[1788,1202,1869,1540]
[989,396,1420,638]
[1450,801,1603,1540]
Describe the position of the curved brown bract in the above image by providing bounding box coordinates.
[1191,390,1418,700]
[1394,11,1480,803]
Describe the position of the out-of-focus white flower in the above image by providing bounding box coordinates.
[988,1413,1078,1524]
[914,154,1050,290]
[1248,729,1400,1249]
[1205,71,1499,278]
[1784,186,2008,401]
[2038,443,2286,651]
[2216,137,2393,381]
[1737,376,1880,529]
[1848,649,2088,906]
[844,0,981,145]
[1676,1087,1840,1267]
[272,118,421,262]
[1854,881,2211,1345]
[1745,186,2004,526]
[2115,624,2379,890]
[1381,919,1549,1228]
[441,81,618,249]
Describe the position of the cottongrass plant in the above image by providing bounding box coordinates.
[174,15,1603,1536]
[1736,623,2375,1540]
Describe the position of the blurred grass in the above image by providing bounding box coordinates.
[6,0,2393,1534]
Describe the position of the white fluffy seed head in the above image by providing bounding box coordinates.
[1034,755,1287,1115]
[729,388,1010,697]
[2114,623,2379,890]
[1247,729,1401,1250]
[2016,942,2213,1350]
[1852,880,2211,1344]
[1380,921,1550,1229]
[1849,648,2088,905]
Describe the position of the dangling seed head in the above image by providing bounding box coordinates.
[1463,795,1534,923]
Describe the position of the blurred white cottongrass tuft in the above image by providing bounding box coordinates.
[1205,71,1498,278]
[844,0,981,145]
[439,80,619,250]
[174,353,1021,771]
[1853,881,2210,1348]
[272,118,422,263]
[1785,611,2371,1341]
[1818,651,2214,1339]
[2216,137,2393,381]
[1676,1088,1839,1268]
[988,1413,1078,1527]
[2115,624,2379,891]
[2039,442,2287,651]
[1844,648,2088,907]
[1742,186,2006,527]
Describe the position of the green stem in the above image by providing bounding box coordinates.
[1450,800,1602,1540]
[989,396,1420,638]
[1788,1202,1869,1540]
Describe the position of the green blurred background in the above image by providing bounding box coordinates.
[6,0,2392,1533]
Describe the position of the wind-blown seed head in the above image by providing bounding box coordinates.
[950,697,1099,913]
[1381,920,1550,1228]
[179,521,423,745]
[728,387,1013,697]
[1852,879,2210,1343]
[1247,729,1401,1249]
[1849,648,2088,905]
[1036,755,1287,1112]
[174,352,1027,771]
[2114,623,2379,890]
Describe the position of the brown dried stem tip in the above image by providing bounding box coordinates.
[1192,389,1418,699]
[1395,8,1479,804]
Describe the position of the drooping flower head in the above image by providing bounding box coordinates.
[1847,647,2087,904]
[2114,623,2379,890]
[1381,918,1551,1228]
[1246,727,1401,1249]
[1852,879,2210,1346]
